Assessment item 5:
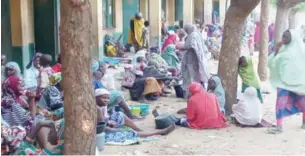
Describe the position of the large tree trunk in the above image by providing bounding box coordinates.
[60,0,96,154]
[258,0,270,81]
[274,5,290,43]
[289,9,297,29]
[274,0,305,42]
[218,0,260,114]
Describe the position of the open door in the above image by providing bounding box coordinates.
[122,0,139,44]
[33,0,60,63]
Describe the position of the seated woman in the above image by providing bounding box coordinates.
[93,71,142,120]
[95,88,175,143]
[161,34,177,53]
[24,54,41,89]
[1,62,60,152]
[231,87,262,127]
[207,75,226,114]
[161,44,180,71]
[238,56,263,103]
[175,82,227,129]
[51,54,61,73]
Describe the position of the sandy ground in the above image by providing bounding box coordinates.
[97,52,305,155]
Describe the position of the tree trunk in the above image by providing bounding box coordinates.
[218,0,260,114]
[60,0,96,155]
[274,5,290,43]
[258,0,270,81]
[289,9,297,29]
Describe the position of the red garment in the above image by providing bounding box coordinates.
[161,34,177,52]
[1,76,27,107]
[187,82,227,129]
[254,22,260,44]
[51,63,61,73]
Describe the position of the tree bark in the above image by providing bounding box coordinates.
[258,0,270,81]
[274,0,305,42]
[289,9,297,29]
[218,0,260,114]
[274,5,290,43]
[60,0,96,155]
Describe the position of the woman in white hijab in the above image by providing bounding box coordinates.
[231,87,262,126]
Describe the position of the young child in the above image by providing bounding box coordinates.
[135,56,147,72]
[39,54,53,89]
[142,21,150,48]
[238,56,263,103]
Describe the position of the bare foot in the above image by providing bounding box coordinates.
[161,124,175,135]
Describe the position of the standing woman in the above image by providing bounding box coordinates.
[127,12,145,52]
[268,29,305,134]
[180,24,210,98]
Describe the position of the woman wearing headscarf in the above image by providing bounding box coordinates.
[161,34,177,52]
[180,24,210,97]
[127,12,145,52]
[161,44,180,69]
[238,56,263,103]
[176,82,227,129]
[231,87,262,126]
[93,71,143,120]
[267,29,305,134]
[95,88,175,143]
[208,75,226,114]
[1,62,60,152]
[24,55,41,89]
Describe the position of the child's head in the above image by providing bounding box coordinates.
[144,21,150,27]
[40,54,52,67]
[137,56,146,63]
[239,56,248,67]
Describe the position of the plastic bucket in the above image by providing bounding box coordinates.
[96,132,105,151]
[131,107,141,116]
[96,122,106,134]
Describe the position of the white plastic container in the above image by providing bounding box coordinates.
[96,132,105,151]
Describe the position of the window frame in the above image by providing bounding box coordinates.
[102,0,115,29]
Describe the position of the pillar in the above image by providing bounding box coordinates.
[140,0,149,20]
[204,0,213,24]
[167,0,175,25]
[149,0,162,48]
[10,0,35,72]
[219,0,226,25]
[183,0,194,24]
[194,0,204,24]
[91,0,104,60]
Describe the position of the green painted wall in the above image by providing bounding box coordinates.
[11,43,35,73]
[1,0,12,61]
[122,0,139,44]
[33,0,59,63]
[213,1,220,16]
[175,0,183,21]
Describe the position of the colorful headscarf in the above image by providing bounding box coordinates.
[161,34,177,52]
[5,62,21,78]
[210,76,226,113]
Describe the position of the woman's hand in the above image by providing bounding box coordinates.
[26,91,36,99]
[107,120,117,127]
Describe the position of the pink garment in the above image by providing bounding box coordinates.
[187,82,227,129]
[161,34,177,52]
[254,22,260,44]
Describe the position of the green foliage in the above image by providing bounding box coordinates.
[270,0,305,12]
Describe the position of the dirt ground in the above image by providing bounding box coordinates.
[98,53,305,155]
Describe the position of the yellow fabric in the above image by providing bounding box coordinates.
[106,44,117,57]
[143,77,162,95]
[127,16,144,46]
